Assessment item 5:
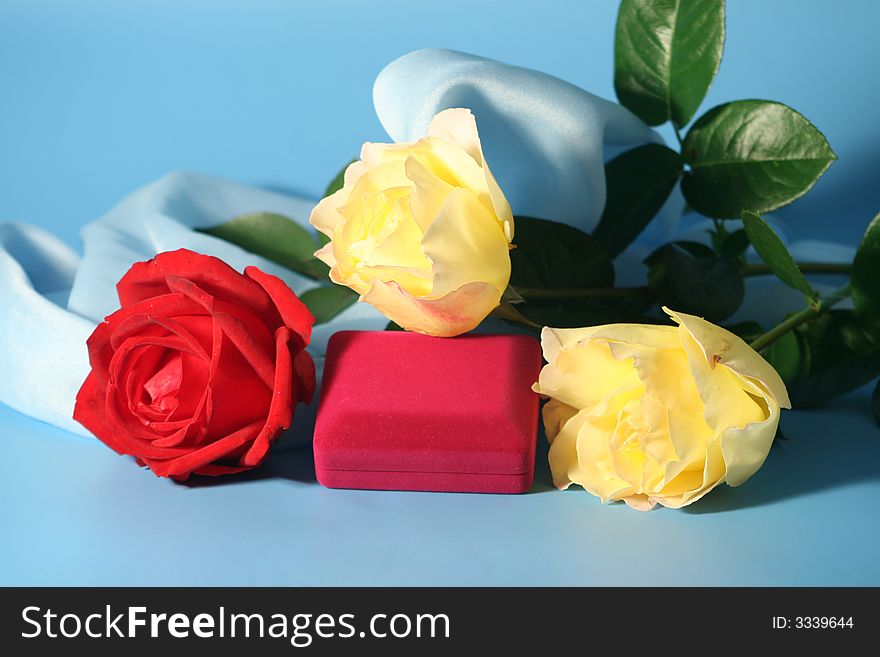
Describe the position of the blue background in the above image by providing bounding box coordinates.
[2,0,879,585]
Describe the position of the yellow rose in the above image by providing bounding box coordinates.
[533,308,791,511]
[309,108,513,337]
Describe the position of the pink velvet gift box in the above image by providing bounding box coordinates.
[313,331,543,493]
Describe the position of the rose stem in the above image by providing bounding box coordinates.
[748,283,852,353]
[515,264,849,301]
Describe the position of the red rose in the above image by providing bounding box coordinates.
[74,249,315,479]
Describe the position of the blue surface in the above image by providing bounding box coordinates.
[3,389,879,586]
[2,0,880,585]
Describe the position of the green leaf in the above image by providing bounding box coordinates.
[646,242,744,321]
[298,286,358,325]
[509,216,619,327]
[851,211,880,320]
[510,216,614,289]
[593,144,682,257]
[614,0,725,127]
[324,158,356,197]
[644,240,714,266]
[491,302,541,333]
[787,310,880,408]
[199,212,328,280]
[717,228,750,260]
[872,379,880,427]
[742,210,815,298]
[513,297,654,330]
[762,329,810,385]
[681,100,836,218]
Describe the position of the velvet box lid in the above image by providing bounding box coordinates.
[313,331,543,494]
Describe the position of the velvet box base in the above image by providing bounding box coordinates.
[315,469,536,494]
[313,331,543,494]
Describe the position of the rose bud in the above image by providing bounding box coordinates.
[533,308,791,510]
[73,249,315,479]
[309,108,513,337]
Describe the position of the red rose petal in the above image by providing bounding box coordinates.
[75,251,317,480]
[104,388,194,458]
[293,348,316,405]
[123,344,170,421]
[142,418,264,478]
[212,311,276,389]
[203,335,273,441]
[108,334,203,398]
[245,266,314,347]
[117,249,276,320]
[76,369,192,462]
[141,352,183,415]
[73,373,119,450]
[154,313,225,450]
[241,326,294,467]
[149,316,213,421]
[87,292,206,388]
[211,299,275,354]
[164,275,276,389]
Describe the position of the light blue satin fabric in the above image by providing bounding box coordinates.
[0,49,853,438]
[374,48,666,233]
[0,223,95,436]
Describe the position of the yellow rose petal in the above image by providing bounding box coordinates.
[361,278,501,337]
[535,308,792,511]
[428,108,513,237]
[421,187,510,298]
[309,108,512,337]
